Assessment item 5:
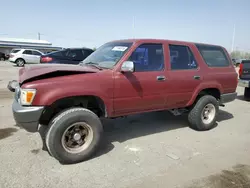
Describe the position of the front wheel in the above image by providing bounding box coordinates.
[188,95,219,131]
[45,107,103,164]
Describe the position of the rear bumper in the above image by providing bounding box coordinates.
[238,79,250,88]
[8,57,16,63]
[220,92,237,104]
[12,100,44,133]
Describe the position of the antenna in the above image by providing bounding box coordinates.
[132,16,135,38]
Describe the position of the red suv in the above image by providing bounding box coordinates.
[8,39,238,164]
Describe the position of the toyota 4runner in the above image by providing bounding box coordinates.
[8,39,238,164]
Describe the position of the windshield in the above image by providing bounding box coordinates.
[80,42,132,69]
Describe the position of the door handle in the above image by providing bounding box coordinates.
[157,75,166,81]
[193,75,201,80]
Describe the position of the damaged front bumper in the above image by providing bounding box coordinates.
[7,80,44,133]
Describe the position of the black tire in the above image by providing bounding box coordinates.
[45,107,103,164]
[244,87,250,100]
[188,95,219,131]
[15,58,25,67]
[0,57,4,61]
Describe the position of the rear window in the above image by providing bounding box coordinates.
[196,44,230,67]
[11,50,20,53]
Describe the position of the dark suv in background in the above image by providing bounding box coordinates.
[40,47,94,65]
[0,52,7,61]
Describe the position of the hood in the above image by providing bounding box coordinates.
[19,64,99,84]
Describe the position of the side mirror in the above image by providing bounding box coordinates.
[121,61,134,73]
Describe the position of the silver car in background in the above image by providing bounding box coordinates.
[9,49,44,66]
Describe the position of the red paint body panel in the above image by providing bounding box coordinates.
[20,39,238,118]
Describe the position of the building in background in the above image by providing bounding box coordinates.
[0,38,63,54]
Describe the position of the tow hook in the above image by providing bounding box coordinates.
[7,80,18,92]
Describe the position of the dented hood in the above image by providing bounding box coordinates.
[19,64,99,83]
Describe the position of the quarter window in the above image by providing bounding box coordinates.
[128,43,164,72]
[169,45,198,70]
[196,44,230,67]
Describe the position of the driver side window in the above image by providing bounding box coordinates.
[128,43,164,72]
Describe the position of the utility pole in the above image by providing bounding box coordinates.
[231,24,236,52]
[132,16,135,38]
[38,32,41,40]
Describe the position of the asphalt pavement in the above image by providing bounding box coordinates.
[0,61,250,188]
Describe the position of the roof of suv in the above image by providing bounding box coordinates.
[110,38,223,48]
[64,47,93,51]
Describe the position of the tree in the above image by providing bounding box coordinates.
[230,51,250,59]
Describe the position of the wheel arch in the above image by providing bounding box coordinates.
[15,58,26,63]
[39,95,107,125]
[187,84,222,107]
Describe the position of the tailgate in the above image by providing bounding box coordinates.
[240,60,250,79]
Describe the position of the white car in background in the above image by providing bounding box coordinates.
[9,49,44,66]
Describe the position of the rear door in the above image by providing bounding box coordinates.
[114,42,168,115]
[22,50,34,63]
[240,60,250,79]
[165,43,202,108]
[32,50,43,64]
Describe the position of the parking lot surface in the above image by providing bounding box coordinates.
[0,61,250,188]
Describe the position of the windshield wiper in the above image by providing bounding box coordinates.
[82,62,103,70]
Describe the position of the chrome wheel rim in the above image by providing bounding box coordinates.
[17,60,24,66]
[61,122,93,154]
[201,103,216,125]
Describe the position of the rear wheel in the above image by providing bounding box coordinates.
[15,58,25,67]
[0,57,4,61]
[244,87,250,100]
[188,95,219,131]
[45,107,103,164]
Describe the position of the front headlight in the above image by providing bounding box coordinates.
[20,89,36,105]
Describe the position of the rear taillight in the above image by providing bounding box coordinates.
[239,63,243,78]
[40,57,53,63]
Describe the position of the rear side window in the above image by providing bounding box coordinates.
[196,44,230,67]
[49,51,65,57]
[32,51,42,56]
[11,50,20,53]
[169,44,198,70]
[66,49,84,60]
[83,49,93,58]
[23,50,32,55]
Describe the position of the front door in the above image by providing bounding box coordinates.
[114,43,168,116]
[165,44,202,108]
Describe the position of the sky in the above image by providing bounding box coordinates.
[1,0,250,51]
